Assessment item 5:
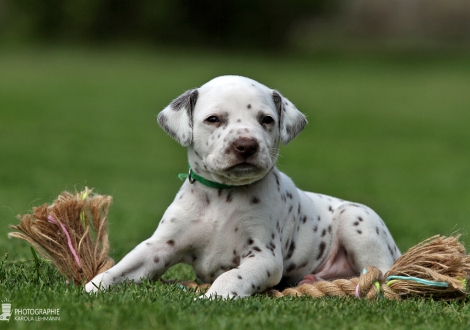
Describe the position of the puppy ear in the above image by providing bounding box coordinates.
[157,89,199,146]
[272,91,307,145]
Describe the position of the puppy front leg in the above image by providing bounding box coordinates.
[204,254,283,299]
[85,237,179,292]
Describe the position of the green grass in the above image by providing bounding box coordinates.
[1,256,470,330]
[1,46,470,329]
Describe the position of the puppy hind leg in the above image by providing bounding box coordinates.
[335,204,399,275]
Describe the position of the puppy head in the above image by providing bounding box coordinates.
[157,75,307,185]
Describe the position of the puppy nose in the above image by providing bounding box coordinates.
[233,138,258,158]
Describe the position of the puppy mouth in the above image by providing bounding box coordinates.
[225,162,261,176]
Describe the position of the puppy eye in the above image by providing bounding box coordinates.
[261,116,274,125]
[205,116,220,123]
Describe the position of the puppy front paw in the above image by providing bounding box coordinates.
[85,273,108,293]
[202,287,241,300]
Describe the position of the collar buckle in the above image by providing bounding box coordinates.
[188,168,196,184]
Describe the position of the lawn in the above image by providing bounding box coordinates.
[0,46,470,329]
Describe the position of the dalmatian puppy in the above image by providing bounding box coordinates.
[85,75,400,298]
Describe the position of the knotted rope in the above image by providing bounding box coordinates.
[270,235,470,300]
[9,188,114,285]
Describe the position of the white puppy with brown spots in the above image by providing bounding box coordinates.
[85,75,400,298]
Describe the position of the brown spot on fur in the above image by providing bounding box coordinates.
[250,196,260,204]
[232,256,240,265]
[286,263,296,272]
[286,241,296,259]
[317,242,326,260]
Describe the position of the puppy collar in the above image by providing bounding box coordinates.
[178,166,235,189]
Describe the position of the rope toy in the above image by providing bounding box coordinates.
[9,188,470,300]
[268,235,470,300]
[9,188,114,285]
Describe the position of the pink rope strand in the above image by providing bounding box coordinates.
[48,215,81,268]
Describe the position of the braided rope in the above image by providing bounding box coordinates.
[268,266,399,299]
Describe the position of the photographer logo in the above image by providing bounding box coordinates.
[1,300,60,322]
[0,301,11,322]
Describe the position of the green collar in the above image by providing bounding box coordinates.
[178,166,235,189]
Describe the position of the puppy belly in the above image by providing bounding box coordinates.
[300,244,356,285]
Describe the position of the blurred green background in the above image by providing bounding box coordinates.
[1,0,470,262]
